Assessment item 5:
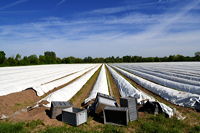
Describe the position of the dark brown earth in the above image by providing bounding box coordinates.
[0,89,39,116]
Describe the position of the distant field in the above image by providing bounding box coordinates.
[0,62,200,133]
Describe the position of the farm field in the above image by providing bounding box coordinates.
[0,62,200,133]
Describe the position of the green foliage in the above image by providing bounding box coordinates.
[62,56,83,63]
[5,57,17,66]
[189,126,200,133]
[0,51,6,64]
[20,56,30,65]
[28,55,39,64]
[39,55,46,64]
[195,52,200,57]
[40,126,90,133]
[0,51,199,67]
[44,51,57,64]
[1,117,200,133]
[136,115,186,133]
[25,120,43,129]
[101,125,124,133]
[0,122,26,133]
[84,56,93,63]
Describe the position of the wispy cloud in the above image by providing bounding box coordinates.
[0,10,39,15]
[0,0,30,10]
[135,0,200,39]
[57,0,66,6]
[0,0,200,57]
[86,2,156,15]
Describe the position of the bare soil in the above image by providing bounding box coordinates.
[0,67,96,125]
[105,66,121,103]
[70,66,101,107]
[0,89,39,116]
[10,106,64,126]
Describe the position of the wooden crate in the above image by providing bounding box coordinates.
[95,93,117,114]
[50,101,72,119]
[103,106,129,126]
[62,107,87,126]
[195,101,200,111]
[120,97,138,121]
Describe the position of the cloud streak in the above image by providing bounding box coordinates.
[0,0,199,57]
[57,0,66,6]
[0,0,30,10]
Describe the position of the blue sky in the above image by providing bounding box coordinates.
[0,0,200,57]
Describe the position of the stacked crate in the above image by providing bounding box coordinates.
[50,101,72,119]
[62,107,87,126]
[120,97,138,121]
[94,92,117,114]
[103,106,129,126]
[195,101,200,111]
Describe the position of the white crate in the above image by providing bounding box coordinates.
[62,107,87,126]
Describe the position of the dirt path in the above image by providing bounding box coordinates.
[70,65,101,107]
[105,65,121,104]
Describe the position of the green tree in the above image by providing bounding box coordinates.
[123,56,132,62]
[15,54,21,61]
[5,57,16,66]
[39,55,46,64]
[15,54,22,65]
[115,56,123,63]
[20,56,30,65]
[105,56,115,63]
[195,52,200,57]
[44,51,57,64]
[83,56,93,63]
[194,52,200,61]
[62,56,77,63]
[28,55,39,64]
[0,51,6,64]
[56,57,62,64]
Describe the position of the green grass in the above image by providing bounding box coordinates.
[0,120,43,133]
[0,121,26,133]
[189,126,200,133]
[0,114,200,133]
[40,126,89,133]
[25,120,44,129]
[135,115,186,133]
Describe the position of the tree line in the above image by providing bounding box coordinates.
[0,51,200,66]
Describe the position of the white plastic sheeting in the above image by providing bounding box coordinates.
[116,62,200,81]
[133,67,200,82]
[124,66,200,87]
[107,65,174,117]
[107,65,154,102]
[111,65,200,108]
[116,65,200,95]
[33,66,96,96]
[84,64,109,104]
[0,64,95,96]
[41,64,101,107]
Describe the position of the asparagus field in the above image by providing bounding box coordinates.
[0,62,200,133]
